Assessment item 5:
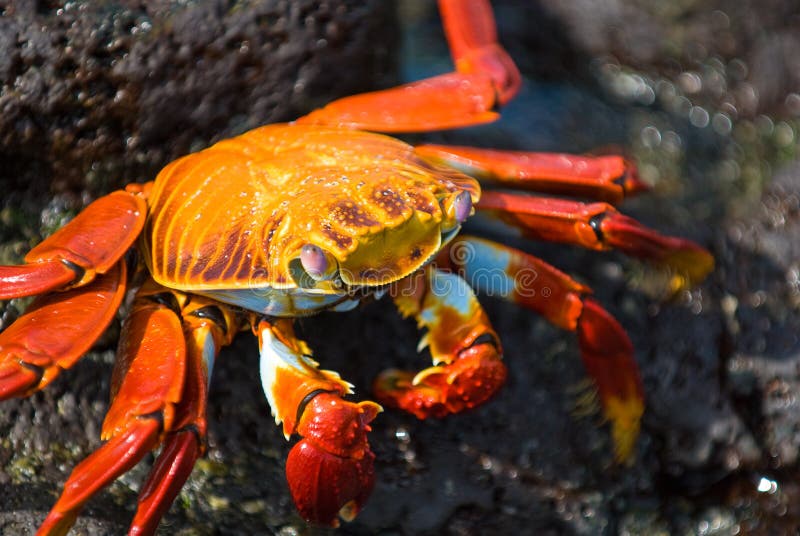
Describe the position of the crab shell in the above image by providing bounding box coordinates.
[141,124,479,314]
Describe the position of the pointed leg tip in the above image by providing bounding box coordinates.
[665,246,714,293]
[373,369,413,398]
[357,400,384,422]
[612,424,641,466]
[0,259,77,300]
[36,419,162,536]
[130,431,202,536]
[373,368,447,419]
[37,510,77,536]
[624,172,650,197]
[602,394,644,465]
[0,363,40,401]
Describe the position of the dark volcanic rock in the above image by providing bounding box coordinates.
[726,162,800,469]
[0,0,396,197]
[532,0,800,118]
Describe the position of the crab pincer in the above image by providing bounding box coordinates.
[286,393,380,525]
[256,319,382,526]
[374,267,508,419]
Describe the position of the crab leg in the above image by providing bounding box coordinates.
[129,289,239,535]
[415,144,648,204]
[37,283,240,536]
[0,261,127,399]
[36,292,184,535]
[294,0,521,132]
[476,191,714,292]
[438,236,643,462]
[256,319,381,527]
[374,266,507,419]
[0,188,145,299]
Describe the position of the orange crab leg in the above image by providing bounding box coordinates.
[0,261,127,399]
[0,261,77,300]
[37,419,162,536]
[37,296,184,536]
[476,190,714,292]
[256,319,381,527]
[416,144,648,204]
[131,431,199,535]
[437,236,643,462]
[129,291,239,535]
[295,0,521,132]
[438,0,521,105]
[374,266,507,419]
[0,189,145,299]
[38,284,241,536]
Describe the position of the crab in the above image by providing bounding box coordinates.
[0,1,714,533]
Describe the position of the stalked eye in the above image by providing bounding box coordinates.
[452,191,472,223]
[289,244,339,288]
[300,244,328,279]
[442,190,473,231]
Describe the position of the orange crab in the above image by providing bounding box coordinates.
[0,1,713,533]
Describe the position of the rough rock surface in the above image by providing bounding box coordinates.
[2,1,800,535]
[0,0,396,227]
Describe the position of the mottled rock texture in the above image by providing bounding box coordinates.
[2,0,800,535]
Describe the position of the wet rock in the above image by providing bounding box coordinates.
[0,0,397,228]
[725,161,800,468]
[532,0,800,117]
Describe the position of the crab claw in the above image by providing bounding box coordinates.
[375,337,506,419]
[287,440,375,526]
[286,393,381,526]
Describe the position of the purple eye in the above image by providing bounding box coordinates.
[300,244,328,279]
[453,191,472,223]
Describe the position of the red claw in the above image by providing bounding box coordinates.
[375,339,507,420]
[285,393,381,526]
[286,439,375,526]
